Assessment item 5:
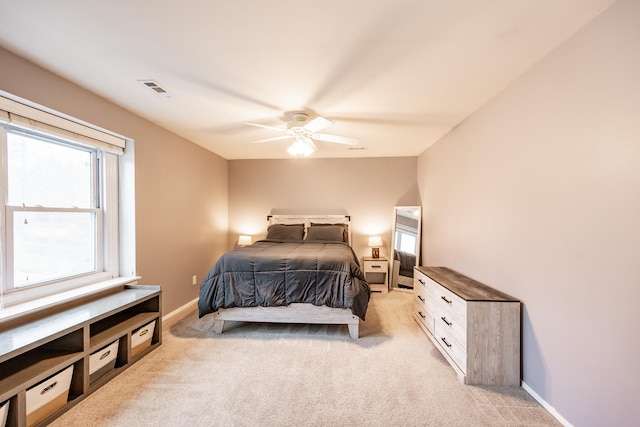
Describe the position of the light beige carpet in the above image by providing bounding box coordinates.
[52,291,559,426]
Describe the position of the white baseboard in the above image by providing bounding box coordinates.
[521,381,573,427]
[162,297,198,328]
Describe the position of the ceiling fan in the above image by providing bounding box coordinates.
[246,113,359,156]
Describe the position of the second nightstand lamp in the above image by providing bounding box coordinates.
[238,235,252,246]
[368,236,382,258]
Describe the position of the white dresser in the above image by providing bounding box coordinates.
[413,266,521,385]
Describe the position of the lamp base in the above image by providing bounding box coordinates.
[371,248,380,258]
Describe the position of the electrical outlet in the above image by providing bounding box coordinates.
[192,275,197,286]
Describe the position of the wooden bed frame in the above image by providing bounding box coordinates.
[212,304,360,339]
[212,213,361,339]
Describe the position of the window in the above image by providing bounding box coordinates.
[394,228,417,253]
[0,93,129,311]
[6,129,100,288]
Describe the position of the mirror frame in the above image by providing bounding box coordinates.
[389,206,421,290]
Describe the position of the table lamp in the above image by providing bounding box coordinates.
[368,236,382,258]
[238,235,252,246]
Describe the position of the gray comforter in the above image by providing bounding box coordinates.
[198,240,370,320]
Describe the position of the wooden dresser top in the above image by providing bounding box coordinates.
[416,266,519,302]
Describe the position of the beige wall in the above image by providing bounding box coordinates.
[0,47,229,316]
[417,1,639,425]
[229,157,418,260]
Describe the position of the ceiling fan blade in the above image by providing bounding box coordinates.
[303,116,333,133]
[252,135,293,144]
[312,133,359,145]
[245,122,287,132]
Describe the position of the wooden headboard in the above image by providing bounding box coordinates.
[267,214,352,244]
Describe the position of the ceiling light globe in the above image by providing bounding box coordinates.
[287,138,315,157]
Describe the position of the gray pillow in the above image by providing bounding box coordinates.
[266,224,304,240]
[309,222,349,242]
[306,225,346,242]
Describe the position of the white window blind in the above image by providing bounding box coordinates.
[0,94,126,155]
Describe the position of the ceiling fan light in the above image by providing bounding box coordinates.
[287,137,315,157]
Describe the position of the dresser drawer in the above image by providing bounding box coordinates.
[413,289,433,334]
[432,282,466,321]
[413,280,430,306]
[434,322,467,372]
[414,269,429,289]
[413,269,435,334]
[414,269,436,301]
[415,291,429,310]
[426,273,467,369]
[434,308,466,349]
[413,301,433,334]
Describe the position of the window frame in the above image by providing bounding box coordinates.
[0,92,129,312]
[5,206,104,288]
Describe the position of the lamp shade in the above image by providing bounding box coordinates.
[238,235,252,246]
[368,236,382,247]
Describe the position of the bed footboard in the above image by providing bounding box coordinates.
[212,303,359,339]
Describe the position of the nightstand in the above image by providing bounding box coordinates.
[363,257,389,293]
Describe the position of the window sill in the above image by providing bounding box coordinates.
[0,276,142,324]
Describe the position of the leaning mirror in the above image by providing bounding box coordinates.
[390,206,421,290]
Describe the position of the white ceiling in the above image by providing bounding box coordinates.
[0,0,615,159]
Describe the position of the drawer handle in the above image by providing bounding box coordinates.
[441,337,452,348]
[41,381,58,395]
[417,311,426,319]
[441,316,452,326]
[100,350,111,360]
[418,279,425,286]
[441,295,452,304]
[417,295,425,302]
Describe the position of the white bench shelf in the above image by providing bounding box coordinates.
[0,285,161,426]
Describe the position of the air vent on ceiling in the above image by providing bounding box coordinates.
[348,147,366,150]
[138,80,171,97]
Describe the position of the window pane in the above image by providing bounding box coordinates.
[13,211,96,287]
[7,131,93,208]
[396,230,417,254]
[400,233,417,253]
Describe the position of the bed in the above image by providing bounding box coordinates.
[198,215,371,338]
